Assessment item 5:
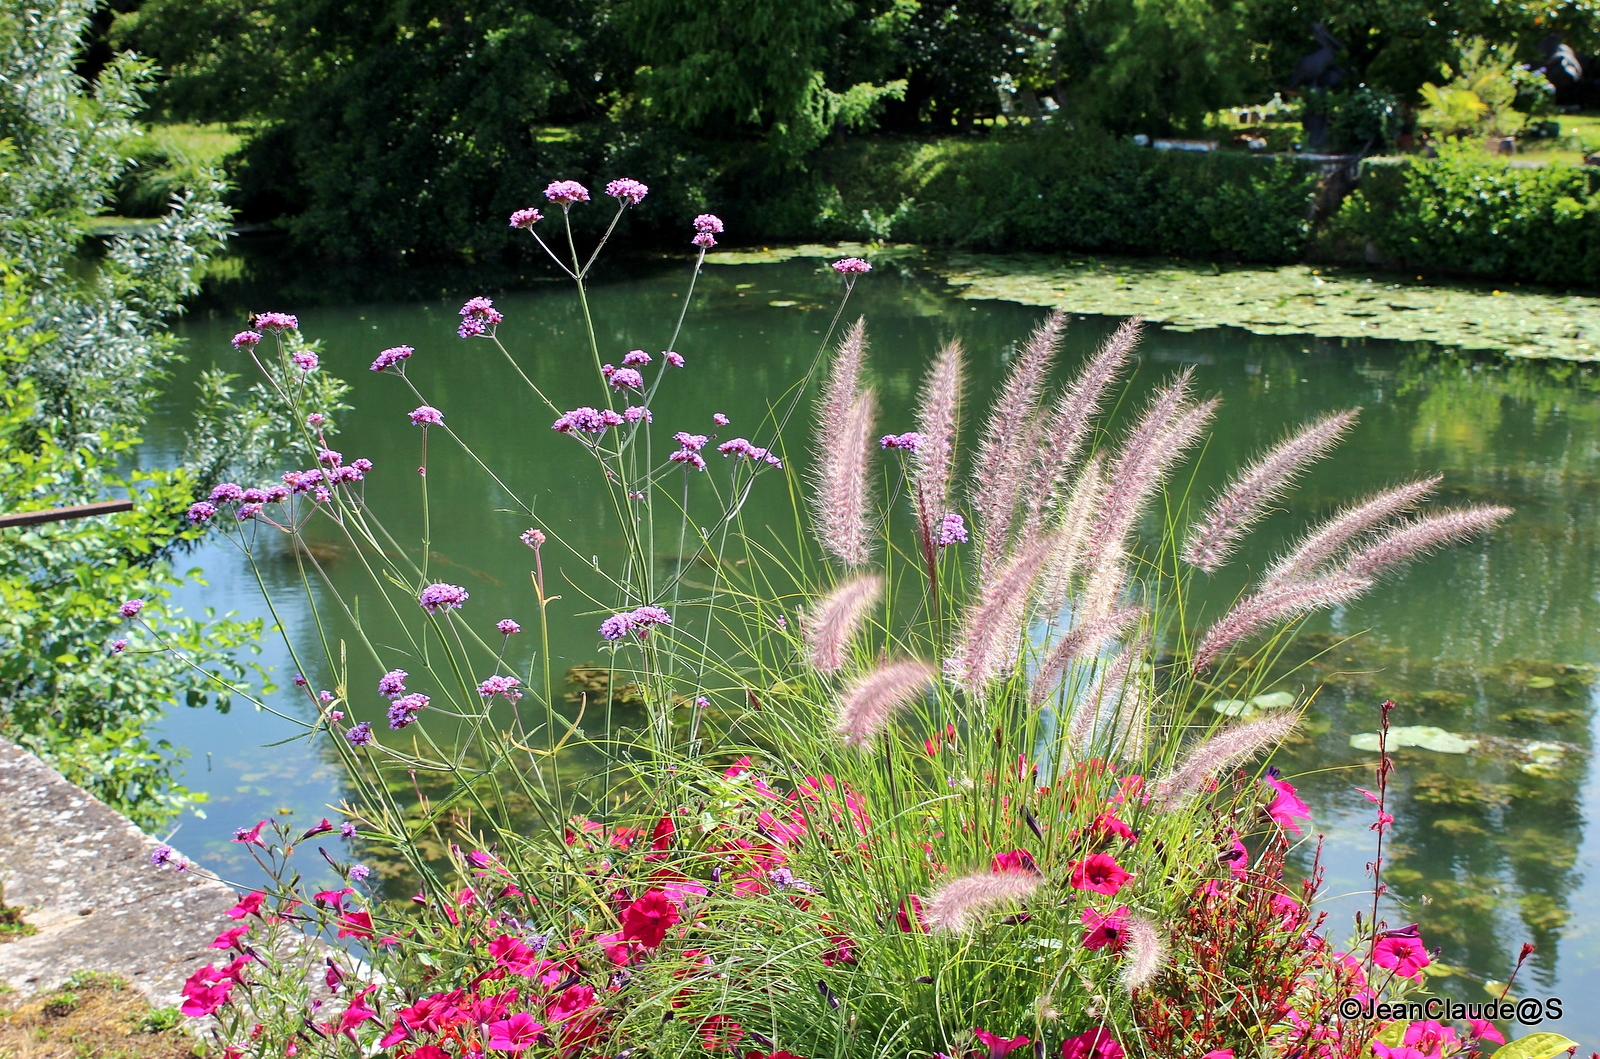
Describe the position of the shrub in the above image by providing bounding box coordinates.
[1335,146,1600,286]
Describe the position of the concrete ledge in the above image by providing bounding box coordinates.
[0,738,239,1009]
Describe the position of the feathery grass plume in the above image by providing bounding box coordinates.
[1031,604,1144,707]
[1260,476,1442,590]
[924,869,1040,934]
[911,339,965,551]
[1110,630,1153,762]
[1034,455,1105,620]
[814,389,878,566]
[1344,506,1513,581]
[946,532,1055,692]
[1182,409,1359,573]
[817,316,867,446]
[1190,573,1371,673]
[1149,712,1302,809]
[805,574,883,673]
[1120,915,1167,991]
[971,311,1066,577]
[833,658,938,749]
[1065,639,1138,754]
[1021,318,1141,532]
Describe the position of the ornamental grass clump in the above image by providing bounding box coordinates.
[150,181,1526,1059]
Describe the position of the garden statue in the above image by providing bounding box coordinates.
[1537,34,1586,105]
[1290,23,1346,91]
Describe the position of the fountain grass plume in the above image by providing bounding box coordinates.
[833,658,938,749]
[815,389,878,567]
[1110,629,1153,762]
[1022,317,1141,533]
[946,531,1055,693]
[1150,711,1302,809]
[1261,476,1442,590]
[1120,915,1167,991]
[1034,454,1104,619]
[1344,505,1513,581]
[912,339,964,553]
[972,311,1065,578]
[805,574,883,673]
[1031,604,1144,707]
[1066,637,1139,754]
[1191,573,1372,673]
[924,869,1041,934]
[1183,409,1358,574]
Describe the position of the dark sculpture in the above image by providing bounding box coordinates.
[1537,35,1586,106]
[1290,24,1346,91]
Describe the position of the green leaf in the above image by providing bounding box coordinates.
[1248,690,1296,709]
[1488,1032,1580,1059]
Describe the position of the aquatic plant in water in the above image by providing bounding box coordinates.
[139,182,1557,1059]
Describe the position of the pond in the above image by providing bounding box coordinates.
[145,244,1600,1044]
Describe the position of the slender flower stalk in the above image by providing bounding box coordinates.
[1260,476,1441,589]
[1343,506,1513,581]
[946,532,1055,692]
[1031,604,1144,706]
[806,574,884,673]
[1149,712,1302,809]
[972,312,1065,577]
[833,659,938,749]
[1190,573,1372,673]
[911,339,965,557]
[1021,318,1141,532]
[1182,409,1359,573]
[1120,915,1167,991]
[924,870,1040,934]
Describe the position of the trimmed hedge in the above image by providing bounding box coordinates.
[1333,147,1600,286]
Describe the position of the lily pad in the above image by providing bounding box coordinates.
[1211,699,1254,717]
[1349,725,1480,754]
[1248,691,1296,710]
[1524,675,1557,689]
[767,300,798,307]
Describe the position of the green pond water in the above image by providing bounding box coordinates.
[146,245,1600,1044]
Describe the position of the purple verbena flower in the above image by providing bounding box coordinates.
[509,207,543,229]
[544,180,590,206]
[254,312,299,331]
[371,345,413,371]
[552,406,625,434]
[150,845,177,868]
[318,690,335,703]
[349,864,371,881]
[664,351,684,367]
[694,696,710,708]
[293,674,309,687]
[232,330,262,349]
[387,693,428,729]
[307,413,327,427]
[632,606,672,628]
[264,485,290,503]
[599,613,634,641]
[377,669,408,699]
[608,367,644,390]
[693,214,724,234]
[238,503,263,520]
[477,675,522,702]
[210,482,244,503]
[409,405,444,427]
[624,405,652,423]
[352,458,373,473]
[831,257,872,275]
[880,431,923,452]
[605,178,648,205]
[346,722,374,747]
[313,487,332,503]
[622,349,650,366]
[692,232,716,249]
[521,527,546,547]
[292,351,319,372]
[119,599,144,618]
[317,448,342,466]
[457,296,504,339]
[673,432,708,451]
[111,638,128,654]
[418,582,469,614]
[187,502,216,523]
[340,822,357,838]
[936,512,969,547]
[713,412,729,425]
[497,618,522,635]
[669,449,707,471]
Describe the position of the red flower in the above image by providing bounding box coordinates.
[1263,770,1311,835]
[337,910,374,939]
[821,933,857,967]
[974,1028,1031,1058]
[1060,1027,1123,1059]
[1079,906,1129,952]
[226,891,267,919]
[896,894,927,933]
[1090,812,1136,843]
[487,1012,544,1052]
[990,849,1038,874]
[1069,852,1132,896]
[1373,934,1430,978]
[210,925,250,950]
[179,964,235,1017]
[337,985,378,1038]
[488,934,540,975]
[650,814,675,850]
[547,984,596,1025]
[700,1015,744,1050]
[620,889,681,948]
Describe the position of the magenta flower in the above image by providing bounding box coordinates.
[936,512,969,547]
[632,605,672,628]
[669,449,706,470]
[487,1011,543,1052]
[493,619,521,637]
[1263,768,1311,834]
[880,431,922,452]
[387,693,428,729]
[622,349,650,366]
[307,413,327,427]
[371,345,413,371]
[232,820,267,846]
[210,482,244,503]
[231,330,262,349]
[713,412,729,425]
[377,669,408,699]
[292,351,319,372]
[664,350,684,367]
[509,207,543,229]
[187,501,216,523]
[1060,1028,1123,1059]
[458,296,504,338]
[477,675,522,702]
[717,438,783,468]
[973,1029,1030,1059]
[544,180,590,206]
[624,405,652,423]
[552,406,625,434]
[1069,852,1132,896]
[317,448,341,466]
[409,405,444,427]
[1372,932,1430,978]
[608,367,644,390]
[346,722,374,747]
[418,582,469,613]
[521,527,546,547]
[254,312,299,331]
[1080,905,1130,952]
[110,638,127,653]
[673,432,708,451]
[831,257,872,275]
[119,599,144,618]
[599,613,634,640]
[692,231,716,249]
[693,214,724,234]
[605,178,649,204]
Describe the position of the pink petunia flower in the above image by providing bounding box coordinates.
[1069,852,1132,896]
[973,1029,1030,1058]
[487,1012,544,1052]
[1263,768,1311,834]
[1372,932,1430,978]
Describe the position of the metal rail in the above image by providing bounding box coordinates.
[0,500,136,529]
